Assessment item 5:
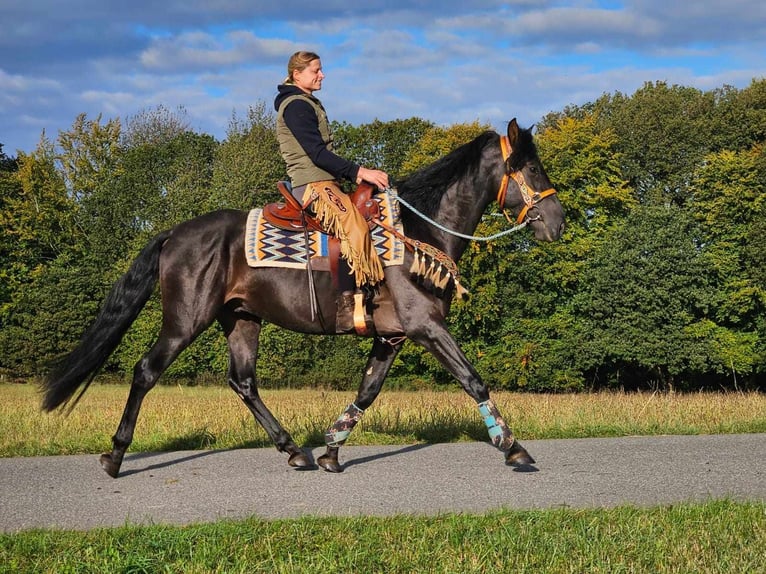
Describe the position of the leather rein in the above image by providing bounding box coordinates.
[497,135,558,225]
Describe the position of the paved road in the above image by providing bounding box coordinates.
[1,434,764,532]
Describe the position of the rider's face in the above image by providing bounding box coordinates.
[293,59,324,94]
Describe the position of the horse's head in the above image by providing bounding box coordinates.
[498,119,565,242]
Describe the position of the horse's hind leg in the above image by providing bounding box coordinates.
[221,311,313,469]
[100,330,195,478]
[317,337,403,473]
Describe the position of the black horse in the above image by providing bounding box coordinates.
[42,119,564,477]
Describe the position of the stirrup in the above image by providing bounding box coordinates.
[352,292,372,335]
[335,291,373,335]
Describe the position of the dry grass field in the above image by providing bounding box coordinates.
[2,383,763,457]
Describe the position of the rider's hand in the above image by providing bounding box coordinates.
[356,167,389,190]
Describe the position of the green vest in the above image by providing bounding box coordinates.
[276,94,335,187]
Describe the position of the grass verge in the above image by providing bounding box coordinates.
[1,500,764,573]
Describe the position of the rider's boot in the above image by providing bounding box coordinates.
[335,291,356,333]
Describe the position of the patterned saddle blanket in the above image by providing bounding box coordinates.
[245,188,405,269]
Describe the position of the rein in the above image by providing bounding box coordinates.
[387,188,528,242]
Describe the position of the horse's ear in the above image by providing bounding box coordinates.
[507,118,519,148]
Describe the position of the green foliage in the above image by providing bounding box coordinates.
[708,80,766,151]
[0,143,16,170]
[2,137,80,264]
[688,145,765,328]
[1,82,765,390]
[0,151,23,320]
[122,104,192,148]
[399,121,490,175]
[210,102,285,210]
[572,204,755,389]
[331,117,435,180]
[0,252,108,375]
[0,137,81,336]
[590,81,716,203]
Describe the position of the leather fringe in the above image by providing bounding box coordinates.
[409,246,469,301]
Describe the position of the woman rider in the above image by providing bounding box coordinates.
[274,51,388,333]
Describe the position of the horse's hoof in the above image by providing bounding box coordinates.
[505,442,536,467]
[99,453,120,478]
[287,450,315,469]
[317,453,344,473]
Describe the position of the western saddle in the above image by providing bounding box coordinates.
[262,181,382,291]
[263,181,381,232]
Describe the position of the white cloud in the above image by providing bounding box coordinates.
[1,1,764,155]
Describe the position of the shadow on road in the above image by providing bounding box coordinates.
[341,443,432,469]
[111,442,539,477]
[120,450,224,477]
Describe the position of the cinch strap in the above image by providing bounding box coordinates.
[325,403,365,446]
[477,399,515,451]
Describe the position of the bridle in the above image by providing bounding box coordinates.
[497,135,558,225]
[381,133,559,244]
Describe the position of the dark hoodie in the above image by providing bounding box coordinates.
[274,84,360,182]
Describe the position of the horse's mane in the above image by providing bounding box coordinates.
[395,126,537,223]
[396,131,497,221]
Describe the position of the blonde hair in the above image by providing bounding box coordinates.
[284,51,320,84]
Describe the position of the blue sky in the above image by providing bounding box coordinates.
[1,0,765,156]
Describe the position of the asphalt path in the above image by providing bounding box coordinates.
[1,434,764,532]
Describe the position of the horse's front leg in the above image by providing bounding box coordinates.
[409,320,535,467]
[317,337,403,472]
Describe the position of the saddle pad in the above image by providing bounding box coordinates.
[245,188,405,269]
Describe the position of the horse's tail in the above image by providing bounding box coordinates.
[41,230,172,412]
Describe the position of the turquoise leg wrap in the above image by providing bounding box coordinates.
[478,399,515,451]
[325,403,364,447]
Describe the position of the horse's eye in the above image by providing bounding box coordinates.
[528,165,539,175]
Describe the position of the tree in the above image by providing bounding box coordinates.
[0,136,81,328]
[57,113,123,202]
[0,144,16,170]
[534,113,636,293]
[122,104,191,148]
[331,117,434,181]
[545,82,716,205]
[708,79,766,152]
[0,145,22,330]
[596,82,716,204]
[210,102,285,210]
[55,113,125,264]
[0,252,106,376]
[688,145,765,328]
[398,121,490,176]
[2,136,79,261]
[743,203,766,382]
[116,130,218,232]
[572,204,757,389]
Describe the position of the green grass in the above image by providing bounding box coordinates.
[1,500,763,573]
[2,383,765,457]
